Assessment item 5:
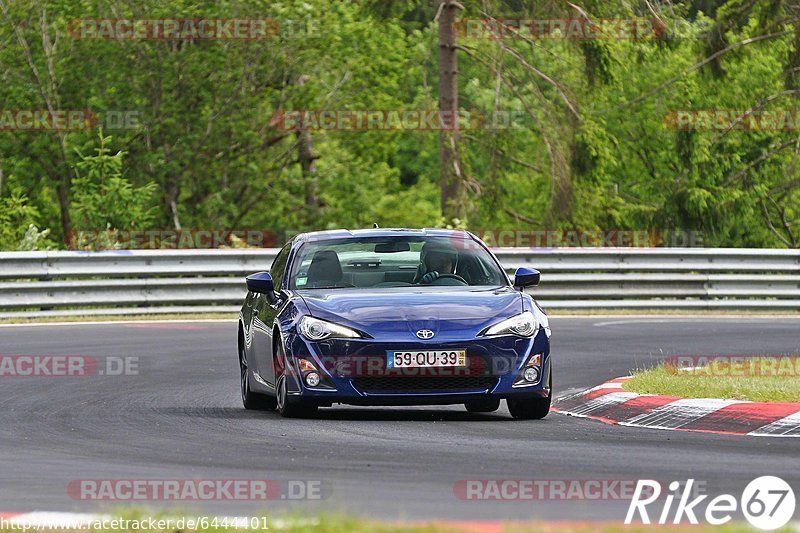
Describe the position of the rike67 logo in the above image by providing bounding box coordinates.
[626,476,796,530]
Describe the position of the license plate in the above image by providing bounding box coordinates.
[387,350,466,368]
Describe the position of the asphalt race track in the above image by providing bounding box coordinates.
[1,317,799,522]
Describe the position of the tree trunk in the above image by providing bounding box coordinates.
[296,75,320,226]
[787,19,800,97]
[0,0,75,245]
[165,183,181,230]
[438,0,465,221]
[297,125,319,222]
[57,179,72,247]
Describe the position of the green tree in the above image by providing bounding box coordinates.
[71,133,157,249]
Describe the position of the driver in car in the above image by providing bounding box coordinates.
[415,243,459,284]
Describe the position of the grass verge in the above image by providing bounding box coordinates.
[624,357,800,403]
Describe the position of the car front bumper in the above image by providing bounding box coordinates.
[281,329,551,406]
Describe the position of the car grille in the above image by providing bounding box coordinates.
[352,376,499,393]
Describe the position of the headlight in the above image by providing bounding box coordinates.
[482,311,538,337]
[299,316,362,341]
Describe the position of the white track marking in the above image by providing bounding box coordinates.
[621,398,747,430]
[0,319,235,328]
[592,317,784,327]
[559,391,639,417]
[748,411,800,437]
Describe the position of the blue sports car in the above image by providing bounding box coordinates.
[238,228,551,418]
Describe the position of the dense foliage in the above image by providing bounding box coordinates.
[0,0,798,249]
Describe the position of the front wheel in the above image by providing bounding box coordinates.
[276,375,318,418]
[507,369,552,420]
[240,348,276,410]
[275,342,318,418]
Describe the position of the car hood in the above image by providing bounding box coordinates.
[298,286,522,338]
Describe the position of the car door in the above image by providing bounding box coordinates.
[251,242,292,388]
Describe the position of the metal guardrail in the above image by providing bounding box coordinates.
[0,248,798,317]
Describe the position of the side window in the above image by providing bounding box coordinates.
[270,244,292,291]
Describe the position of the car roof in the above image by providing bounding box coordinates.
[293,228,476,244]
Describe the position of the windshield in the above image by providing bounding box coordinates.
[289,236,508,290]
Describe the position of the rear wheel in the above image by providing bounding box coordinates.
[275,342,318,418]
[240,343,276,410]
[464,398,501,413]
[507,369,552,420]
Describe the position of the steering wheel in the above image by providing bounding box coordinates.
[430,273,468,285]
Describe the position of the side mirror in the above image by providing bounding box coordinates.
[246,272,275,295]
[513,267,540,290]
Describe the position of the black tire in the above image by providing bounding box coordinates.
[464,398,501,413]
[240,341,277,411]
[507,369,552,420]
[275,342,318,419]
